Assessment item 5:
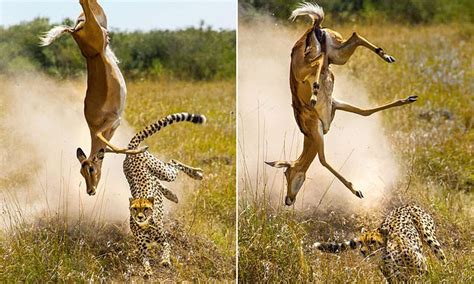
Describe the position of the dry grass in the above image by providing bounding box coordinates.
[0,77,236,281]
[238,23,473,282]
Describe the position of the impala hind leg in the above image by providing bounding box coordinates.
[333,96,418,116]
[314,124,363,198]
[331,32,395,64]
[96,118,148,155]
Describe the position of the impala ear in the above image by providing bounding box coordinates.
[76,148,86,163]
[265,160,291,169]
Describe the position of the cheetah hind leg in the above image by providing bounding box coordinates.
[170,159,203,180]
[159,184,178,203]
[411,207,447,263]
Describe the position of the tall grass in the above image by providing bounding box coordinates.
[0,77,236,281]
[238,23,473,282]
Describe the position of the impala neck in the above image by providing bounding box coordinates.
[294,136,318,173]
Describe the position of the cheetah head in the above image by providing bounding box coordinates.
[358,228,386,257]
[129,197,154,228]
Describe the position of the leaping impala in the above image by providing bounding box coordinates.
[40,0,146,195]
[266,2,417,206]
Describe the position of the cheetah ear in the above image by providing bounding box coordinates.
[360,227,366,234]
[148,197,155,205]
[377,227,388,236]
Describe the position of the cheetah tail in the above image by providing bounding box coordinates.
[128,113,206,149]
[313,238,360,253]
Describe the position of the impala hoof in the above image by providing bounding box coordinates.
[383,54,396,63]
[355,190,364,199]
[407,95,418,103]
[310,98,317,107]
[161,259,171,267]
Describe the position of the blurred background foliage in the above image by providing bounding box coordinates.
[240,0,473,24]
[0,18,236,81]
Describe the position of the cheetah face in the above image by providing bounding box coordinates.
[130,197,154,228]
[359,229,385,257]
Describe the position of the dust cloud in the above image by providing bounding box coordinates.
[0,73,177,226]
[238,17,399,213]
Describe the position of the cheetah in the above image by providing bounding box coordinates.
[123,112,206,277]
[313,205,446,282]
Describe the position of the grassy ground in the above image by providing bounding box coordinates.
[239,23,473,282]
[0,78,236,281]
[125,79,236,266]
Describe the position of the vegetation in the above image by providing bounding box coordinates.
[240,0,473,24]
[0,18,235,80]
[0,76,235,281]
[238,21,473,283]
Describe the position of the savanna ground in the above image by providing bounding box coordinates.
[0,77,236,281]
[238,21,473,282]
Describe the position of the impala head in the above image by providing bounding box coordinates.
[265,160,305,206]
[129,197,154,228]
[76,148,104,196]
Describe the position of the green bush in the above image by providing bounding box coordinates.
[240,0,473,24]
[0,18,235,80]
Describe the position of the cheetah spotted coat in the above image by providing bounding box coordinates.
[123,112,205,276]
[314,205,446,282]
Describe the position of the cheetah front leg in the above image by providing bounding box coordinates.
[170,159,203,180]
[161,241,171,267]
[153,228,171,266]
[136,236,154,278]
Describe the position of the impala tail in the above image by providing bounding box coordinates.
[39,25,74,46]
[128,113,207,149]
[289,2,325,26]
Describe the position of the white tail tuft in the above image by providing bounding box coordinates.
[289,2,324,26]
[39,25,73,46]
[105,45,120,64]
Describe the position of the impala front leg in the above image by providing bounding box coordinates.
[334,96,418,116]
[96,118,148,155]
[314,123,364,198]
